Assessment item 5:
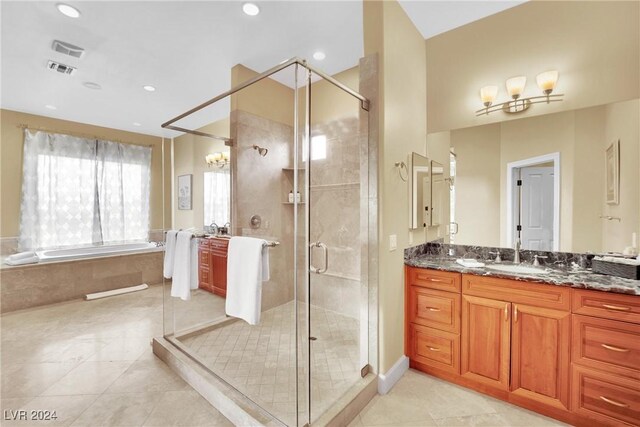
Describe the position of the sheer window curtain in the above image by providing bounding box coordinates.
[18,130,151,250]
[203,168,230,226]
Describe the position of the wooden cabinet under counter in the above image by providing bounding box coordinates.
[198,237,229,297]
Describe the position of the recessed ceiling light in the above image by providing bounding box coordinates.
[313,51,326,61]
[133,122,141,127]
[56,3,81,18]
[45,104,57,110]
[143,85,156,92]
[83,82,102,90]
[242,3,260,16]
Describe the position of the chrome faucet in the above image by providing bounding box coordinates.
[514,238,521,264]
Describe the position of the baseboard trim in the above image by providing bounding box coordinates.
[377,355,409,395]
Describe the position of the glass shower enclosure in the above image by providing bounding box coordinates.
[159,58,372,426]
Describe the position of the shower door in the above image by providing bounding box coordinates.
[302,69,370,425]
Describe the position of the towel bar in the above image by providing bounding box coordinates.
[263,241,280,247]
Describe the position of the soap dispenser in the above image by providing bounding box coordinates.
[288,191,294,203]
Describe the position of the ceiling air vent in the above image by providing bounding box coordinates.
[51,40,85,58]
[47,60,77,75]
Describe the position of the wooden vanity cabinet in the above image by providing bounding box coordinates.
[198,237,229,297]
[406,266,576,424]
[461,274,572,413]
[571,289,640,426]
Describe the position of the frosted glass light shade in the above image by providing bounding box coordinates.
[536,70,559,94]
[480,86,498,106]
[506,76,527,99]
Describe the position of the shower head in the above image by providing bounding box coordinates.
[252,145,268,157]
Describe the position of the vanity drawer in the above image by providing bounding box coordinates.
[199,247,210,267]
[573,314,640,379]
[199,267,211,288]
[198,239,211,249]
[409,323,459,374]
[409,286,460,333]
[572,364,640,426]
[407,267,461,293]
[462,274,571,310]
[573,289,640,324]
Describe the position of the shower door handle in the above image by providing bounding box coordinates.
[309,242,328,274]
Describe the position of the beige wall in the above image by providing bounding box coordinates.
[450,125,501,247]
[0,109,170,238]
[602,99,640,252]
[172,118,230,230]
[230,64,294,127]
[364,0,428,374]
[308,66,361,125]
[426,1,640,132]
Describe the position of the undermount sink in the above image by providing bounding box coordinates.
[486,264,549,275]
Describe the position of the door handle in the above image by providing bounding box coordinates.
[309,241,328,274]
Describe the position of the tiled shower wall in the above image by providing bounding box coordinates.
[308,116,362,319]
[231,109,294,311]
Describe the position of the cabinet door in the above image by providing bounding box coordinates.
[461,295,511,390]
[211,251,228,297]
[198,247,212,292]
[510,303,570,410]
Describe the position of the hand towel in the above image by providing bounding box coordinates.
[7,251,37,261]
[163,230,178,279]
[190,237,199,290]
[456,258,486,268]
[5,255,39,266]
[225,236,268,325]
[171,231,194,301]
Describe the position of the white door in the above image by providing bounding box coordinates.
[519,167,554,251]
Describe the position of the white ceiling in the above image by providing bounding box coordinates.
[399,0,526,40]
[1,1,526,138]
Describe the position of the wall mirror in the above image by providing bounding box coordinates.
[409,152,431,229]
[430,160,446,227]
[440,99,639,254]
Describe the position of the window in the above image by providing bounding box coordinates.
[19,131,152,250]
[203,169,230,227]
[303,134,327,161]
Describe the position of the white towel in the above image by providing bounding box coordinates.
[7,251,37,261]
[171,231,197,301]
[225,236,269,325]
[456,258,486,268]
[5,255,39,266]
[163,230,178,279]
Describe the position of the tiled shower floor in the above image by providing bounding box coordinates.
[178,301,361,426]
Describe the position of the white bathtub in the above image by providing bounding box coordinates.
[36,242,162,262]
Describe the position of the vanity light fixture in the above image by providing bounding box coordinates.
[476,70,562,116]
[242,3,260,16]
[313,51,326,61]
[143,85,156,92]
[206,152,230,168]
[56,3,81,18]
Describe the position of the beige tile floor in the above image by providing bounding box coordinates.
[1,284,571,427]
[0,284,232,427]
[179,301,361,426]
[349,370,569,427]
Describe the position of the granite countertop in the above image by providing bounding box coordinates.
[405,254,640,296]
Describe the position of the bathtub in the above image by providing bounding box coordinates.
[2,241,164,312]
[36,242,162,262]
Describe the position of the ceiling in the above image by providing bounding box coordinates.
[1,1,526,138]
[399,1,526,40]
